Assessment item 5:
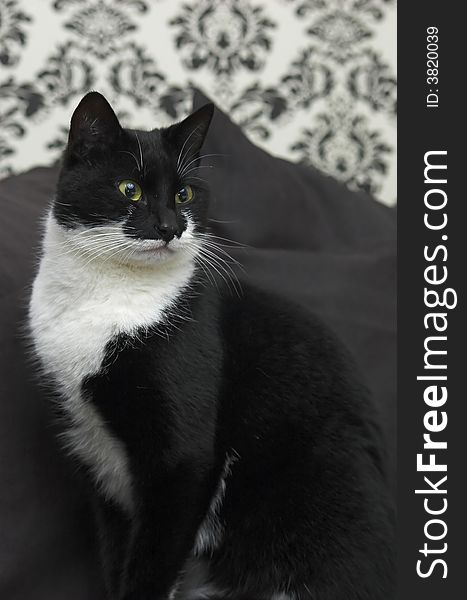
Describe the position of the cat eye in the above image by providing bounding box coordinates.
[118,180,142,202]
[175,185,194,205]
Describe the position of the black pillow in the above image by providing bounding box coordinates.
[0,94,395,599]
[0,167,104,600]
[192,89,395,253]
[193,88,396,484]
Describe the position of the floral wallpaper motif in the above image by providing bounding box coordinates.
[0,0,396,204]
[171,1,276,75]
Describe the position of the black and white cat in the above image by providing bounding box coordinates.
[29,92,395,600]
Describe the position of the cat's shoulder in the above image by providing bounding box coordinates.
[218,281,340,351]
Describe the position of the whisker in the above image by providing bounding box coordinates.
[183,246,218,291]
[184,175,209,186]
[180,165,214,178]
[134,131,144,175]
[54,233,136,266]
[179,153,225,177]
[78,242,132,267]
[194,245,242,297]
[207,255,241,297]
[197,232,248,248]
[72,224,126,235]
[208,218,239,224]
[196,252,228,293]
[197,239,244,269]
[117,150,140,173]
[177,124,203,174]
[198,244,243,280]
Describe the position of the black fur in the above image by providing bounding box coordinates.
[44,92,395,599]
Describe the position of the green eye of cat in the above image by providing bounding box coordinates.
[118,180,142,201]
[175,185,194,205]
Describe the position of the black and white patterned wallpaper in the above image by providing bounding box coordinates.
[0,0,396,205]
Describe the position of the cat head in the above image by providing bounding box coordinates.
[53,91,214,267]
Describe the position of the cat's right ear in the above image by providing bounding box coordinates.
[165,103,214,165]
[66,91,122,160]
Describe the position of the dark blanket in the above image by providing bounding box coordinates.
[0,92,396,599]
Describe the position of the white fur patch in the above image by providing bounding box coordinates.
[193,452,238,556]
[29,213,196,511]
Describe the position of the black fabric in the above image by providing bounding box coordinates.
[193,88,396,483]
[0,95,395,599]
[0,167,104,599]
[194,92,395,253]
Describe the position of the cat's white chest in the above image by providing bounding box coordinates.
[30,261,182,391]
[29,216,195,511]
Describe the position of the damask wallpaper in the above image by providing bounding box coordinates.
[0,0,396,205]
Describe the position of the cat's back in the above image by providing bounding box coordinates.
[219,281,360,398]
[216,281,385,471]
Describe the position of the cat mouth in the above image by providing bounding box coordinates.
[135,241,176,256]
[139,245,173,254]
[129,234,189,261]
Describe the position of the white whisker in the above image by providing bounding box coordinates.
[176,124,203,174]
[197,232,248,248]
[179,153,225,178]
[208,218,239,224]
[117,150,140,173]
[134,131,144,175]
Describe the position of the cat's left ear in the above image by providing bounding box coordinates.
[166,103,214,164]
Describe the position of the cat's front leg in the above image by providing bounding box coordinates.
[120,462,210,600]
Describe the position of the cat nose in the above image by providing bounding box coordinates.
[155,222,177,243]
